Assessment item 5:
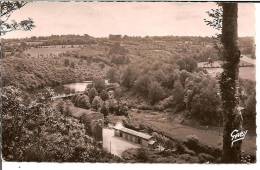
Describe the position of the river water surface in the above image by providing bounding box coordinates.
[63,81,93,92]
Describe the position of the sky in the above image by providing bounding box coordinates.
[2,2,255,39]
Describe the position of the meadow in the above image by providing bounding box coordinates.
[204,67,255,81]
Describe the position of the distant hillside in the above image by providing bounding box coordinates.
[1,35,255,90]
[2,51,110,90]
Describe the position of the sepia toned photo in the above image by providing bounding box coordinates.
[0,0,256,165]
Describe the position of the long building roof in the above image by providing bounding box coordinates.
[114,123,152,140]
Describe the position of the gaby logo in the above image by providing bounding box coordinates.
[230,129,248,147]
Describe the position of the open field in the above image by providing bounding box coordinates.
[128,110,256,155]
[25,46,80,57]
[198,56,255,81]
[205,67,255,81]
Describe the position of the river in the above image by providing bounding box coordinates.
[62,80,110,93]
[63,81,93,93]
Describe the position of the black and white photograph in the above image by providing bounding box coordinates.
[0,0,257,167]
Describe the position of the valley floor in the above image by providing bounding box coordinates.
[128,110,256,155]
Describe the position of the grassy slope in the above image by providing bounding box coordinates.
[128,110,256,155]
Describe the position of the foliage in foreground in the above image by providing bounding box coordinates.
[1,86,121,162]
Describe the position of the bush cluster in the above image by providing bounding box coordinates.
[1,86,121,162]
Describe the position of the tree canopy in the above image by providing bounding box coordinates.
[0,1,35,36]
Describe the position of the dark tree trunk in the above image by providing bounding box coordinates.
[220,3,242,163]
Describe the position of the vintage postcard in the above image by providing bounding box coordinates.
[0,0,257,167]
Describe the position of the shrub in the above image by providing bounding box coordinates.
[148,81,165,105]
[121,66,137,89]
[185,135,199,147]
[107,99,118,114]
[100,103,109,117]
[93,78,106,93]
[137,104,152,110]
[106,67,120,83]
[99,63,105,69]
[134,74,151,97]
[37,87,55,103]
[56,100,73,116]
[190,87,221,125]
[88,87,98,103]
[57,100,66,114]
[100,90,109,101]
[74,95,82,107]
[179,70,191,87]
[176,57,197,72]
[153,103,165,111]
[85,83,94,94]
[157,66,179,89]
[114,87,122,100]
[91,120,103,141]
[108,42,128,56]
[92,96,103,111]
[64,58,70,67]
[70,62,75,68]
[117,103,128,116]
[78,95,91,109]
[111,55,130,65]
[172,81,185,111]
[153,69,166,84]
[244,92,256,127]
[136,148,148,162]
[64,100,74,116]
